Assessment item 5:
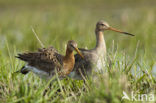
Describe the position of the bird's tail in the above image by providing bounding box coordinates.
[13,65,30,75]
[15,53,33,62]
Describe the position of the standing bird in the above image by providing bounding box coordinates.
[15,40,84,80]
[69,20,134,80]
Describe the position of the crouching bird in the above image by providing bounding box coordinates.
[15,40,84,80]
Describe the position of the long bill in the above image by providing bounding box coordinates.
[73,47,84,59]
[108,27,135,36]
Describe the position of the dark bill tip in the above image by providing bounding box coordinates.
[122,32,135,36]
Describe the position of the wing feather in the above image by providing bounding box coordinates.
[73,49,93,77]
[16,46,63,72]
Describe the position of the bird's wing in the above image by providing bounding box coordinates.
[78,48,88,51]
[73,49,94,76]
[16,46,63,73]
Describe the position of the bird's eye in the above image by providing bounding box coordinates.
[70,44,74,47]
[101,24,105,26]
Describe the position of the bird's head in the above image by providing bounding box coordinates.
[96,20,110,31]
[96,20,134,36]
[67,40,84,58]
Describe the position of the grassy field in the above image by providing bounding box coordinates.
[0,0,156,103]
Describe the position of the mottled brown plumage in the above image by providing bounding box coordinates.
[16,40,84,79]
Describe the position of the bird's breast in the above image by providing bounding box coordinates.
[63,55,75,75]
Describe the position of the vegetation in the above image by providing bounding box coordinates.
[0,0,155,102]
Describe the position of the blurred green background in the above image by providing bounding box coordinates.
[0,0,156,61]
[0,0,156,102]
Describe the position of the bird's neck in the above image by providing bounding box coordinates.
[95,30,106,55]
[63,48,75,75]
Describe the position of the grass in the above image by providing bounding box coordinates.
[0,0,156,103]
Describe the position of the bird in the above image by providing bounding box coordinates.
[15,40,84,80]
[69,20,134,80]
